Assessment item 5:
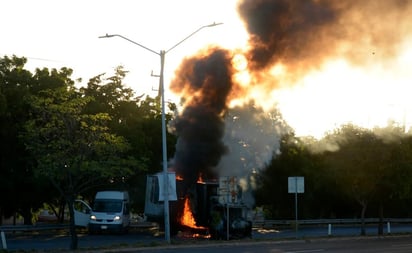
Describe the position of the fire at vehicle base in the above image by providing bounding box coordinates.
[144,174,252,239]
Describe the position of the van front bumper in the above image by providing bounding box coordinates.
[89,223,124,233]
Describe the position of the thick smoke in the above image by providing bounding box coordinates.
[170,48,234,190]
[169,0,412,199]
[238,0,337,71]
[238,0,412,81]
[217,103,290,207]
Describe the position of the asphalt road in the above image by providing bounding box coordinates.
[5,228,163,251]
[4,224,412,252]
[131,236,412,253]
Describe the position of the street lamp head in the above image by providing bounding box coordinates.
[98,33,115,39]
[206,22,223,27]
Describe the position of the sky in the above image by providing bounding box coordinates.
[2,0,412,139]
[1,0,247,99]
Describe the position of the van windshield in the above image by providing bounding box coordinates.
[93,200,122,213]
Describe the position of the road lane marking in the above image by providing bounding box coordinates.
[285,250,324,253]
[392,243,412,248]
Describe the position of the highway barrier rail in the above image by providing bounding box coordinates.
[0,223,68,232]
[0,222,158,250]
[1,219,412,249]
[252,218,412,228]
[1,218,411,232]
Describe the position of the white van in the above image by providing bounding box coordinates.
[88,191,130,233]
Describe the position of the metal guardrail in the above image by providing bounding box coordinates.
[0,222,159,250]
[0,222,158,233]
[0,224,69,232]
[0,225,69,250]
[2,218,412,232]
[1,219,412,249]
[252,218,412,228]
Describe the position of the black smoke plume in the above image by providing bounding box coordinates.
[238,0,412,75]
[238,0,337,71]
[170,48,234,190]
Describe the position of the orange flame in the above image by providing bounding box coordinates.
[181,197,205,229]
[197,174,205,184]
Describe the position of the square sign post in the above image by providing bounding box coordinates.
[288,177,304,238]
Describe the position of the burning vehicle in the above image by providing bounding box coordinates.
[144,173,252,239]
[139,46,254,239]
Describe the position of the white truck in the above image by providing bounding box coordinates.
[74,191,130,233]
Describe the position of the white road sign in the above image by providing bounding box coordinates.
[288,176,305,194]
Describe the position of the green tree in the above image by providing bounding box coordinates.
[256,132,328,219]
[22,79,135,249]
[80,68,177,212]
[0,56,51,224]
[388,133,412,201]
[323,124,393,235]
[370,125,412,234]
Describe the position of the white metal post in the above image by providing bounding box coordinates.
[159,50,170,243]
[1,231,7,250]
[227,203,230,240]
[295,177,298,239]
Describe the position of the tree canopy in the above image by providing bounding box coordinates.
[0,55,177,249]
[256,123,412,235]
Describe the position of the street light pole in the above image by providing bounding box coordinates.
[99,22,222,243]
[159,50,170,242]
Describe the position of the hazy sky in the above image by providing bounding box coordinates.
[2,0,412,138]
[1,0,247,98]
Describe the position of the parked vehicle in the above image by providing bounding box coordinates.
[73,191,131,233]
[37,209,58,223]
[88,191,130,234]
